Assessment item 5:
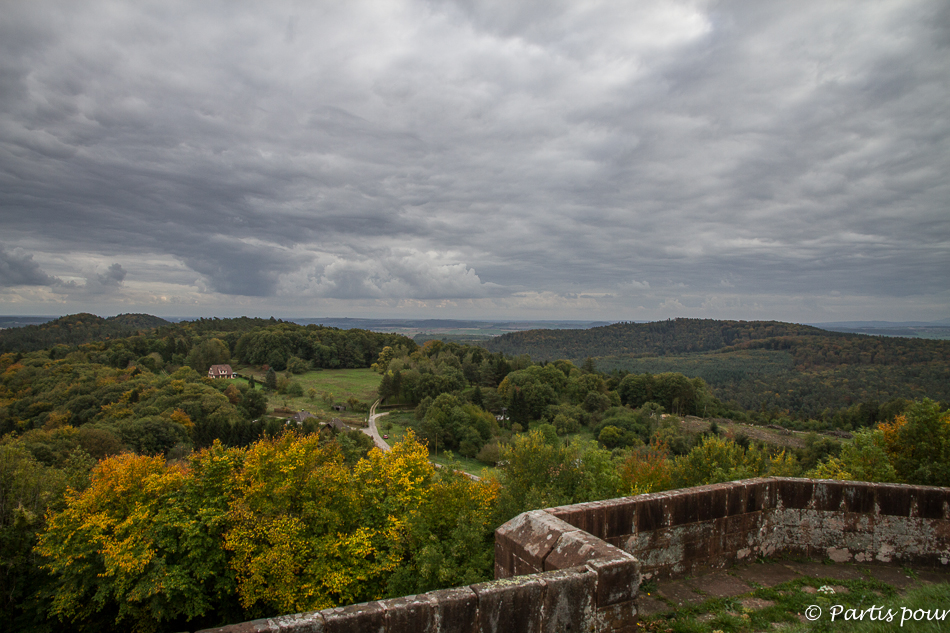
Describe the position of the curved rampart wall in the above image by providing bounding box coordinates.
[200,478,949,633]
[537,478,950,581]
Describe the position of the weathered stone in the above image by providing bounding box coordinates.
[471,576,543,633]
[777,478,813,510]
[914,487,950,520]
[515,551,545,576]
[426,586,477,633]
[196,619,280,633]
[726,482,748,516]
[382,594,434,633]
[586,552,641,606]
[843,483,876,513]
[322,602,385,633]
[667,495,691,526]
[270,612,326,632]
[494,536,514,579]
[635,497,667,532]
[811,480,845,511]
[764,479,778,512]
[724,511,761,535]
[594,599,638,632]
[548,501,605,538]
[602,497,636,539]
[545,504,586,527]
[495,510,578,573]
[877,484,914,516]
[544,529,620,571]
[588,501,611,539]
[708,486,730,520]
[537,567,597,633]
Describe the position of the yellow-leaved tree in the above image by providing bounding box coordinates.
[224,431,433,616]
[224,431,357,615]
[35,443,243,633]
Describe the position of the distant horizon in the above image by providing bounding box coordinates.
[2,313,948,328]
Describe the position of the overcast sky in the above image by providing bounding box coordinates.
[1,0,948,323]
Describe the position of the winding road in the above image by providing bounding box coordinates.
[362,399,480,481]
[363,399,391,451]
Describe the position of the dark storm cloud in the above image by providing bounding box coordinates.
[0,0,947,319]
[0,246,58,287]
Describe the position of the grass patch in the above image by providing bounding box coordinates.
[237,367,380,425]
[641,575,902,633]
[430,452,494,479]
[789,581,950,632]
[375,411,414,441]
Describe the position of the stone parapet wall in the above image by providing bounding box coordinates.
[541,478,950,580]
[197,564,628,633]
[200,479,949,632]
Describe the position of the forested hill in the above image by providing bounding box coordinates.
[484,319,830,360]
[0,313,170,353]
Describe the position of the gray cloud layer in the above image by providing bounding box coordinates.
[1,0,948,320]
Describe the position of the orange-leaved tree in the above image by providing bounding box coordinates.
[877,398,950,486]
[620,441,674,494]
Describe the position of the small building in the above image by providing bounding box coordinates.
[332,404,347,412]
[292,410,316,425]
[324,418,348,433]
[208,364,234,379]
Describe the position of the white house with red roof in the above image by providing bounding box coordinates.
[208,364,234,379]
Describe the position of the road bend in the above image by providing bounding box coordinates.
[363,399,481,481]
[364,399,391,451]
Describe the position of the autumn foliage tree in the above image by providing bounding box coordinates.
[619,441,674,494]
[33,431,490,631]
[877,398,950,486]
[224,431,422,616]
[386,467,500,596]
[35,446,243,632]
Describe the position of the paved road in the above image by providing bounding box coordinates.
[363,399,391,451]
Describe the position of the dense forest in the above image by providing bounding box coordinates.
[0,313,170,353]
[0,314,947,631]
[486,318,950,421]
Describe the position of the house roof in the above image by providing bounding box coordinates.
[326,418,347,431]
[292,410,316,423]
[209,364,233,374]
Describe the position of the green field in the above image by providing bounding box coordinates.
[237,367,381,425]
